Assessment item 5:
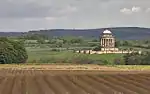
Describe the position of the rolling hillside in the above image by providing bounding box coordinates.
[0,27,150,40]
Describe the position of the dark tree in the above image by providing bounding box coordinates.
[115,40,120,47]
[92,39,98,42]
[123,51,150,65]
[79,50,81,53]
[93,45,101,51]
[0,37,28,64]
[70,38,83,44]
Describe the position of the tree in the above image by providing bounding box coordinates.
[23,34,49,40]
[92,39,98,42]
[62,39,67,44]
[122,41,129,46]
[93,45,101,51]
[144,40,149,44]
[0,37,28,64]
[114,58,125,65]
[37,38,45,44]
[88,50,91,54]
[90,43,97,47]
[70,38,83,44]
[83,50,86,54]
[115,40,121,47]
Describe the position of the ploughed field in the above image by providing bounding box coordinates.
[0,68,150,94]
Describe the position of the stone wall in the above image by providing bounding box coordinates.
[101,48,119,51]
[76,50,135,54]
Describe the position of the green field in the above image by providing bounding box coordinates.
[27,48,124,64]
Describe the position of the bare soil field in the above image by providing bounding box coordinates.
[0,65,150,94]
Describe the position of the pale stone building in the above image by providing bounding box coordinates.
[100,30,119,51]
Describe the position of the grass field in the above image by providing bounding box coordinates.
[26,48,124,64]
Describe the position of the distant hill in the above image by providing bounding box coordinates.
[0,32,26,37]
[0,27,150,40]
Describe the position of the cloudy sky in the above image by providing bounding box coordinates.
[0,0,150,32]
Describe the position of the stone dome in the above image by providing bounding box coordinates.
[103,30,112,34]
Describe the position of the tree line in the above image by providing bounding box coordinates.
[114,51,150,65]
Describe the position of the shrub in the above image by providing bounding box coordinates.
[93,45,101,51]
[123,51,150,65]
[0,37,28,64]
[114,58,125,65]
[51,48,60,52]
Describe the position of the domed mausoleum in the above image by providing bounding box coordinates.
[100,30,118,51]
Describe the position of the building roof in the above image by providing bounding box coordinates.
[103,30,112,34]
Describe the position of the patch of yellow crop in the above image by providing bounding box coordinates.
[0,64,150,71]
[113,65,150,71]
[0,64,118,70]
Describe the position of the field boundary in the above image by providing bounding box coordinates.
[0,64,150,71]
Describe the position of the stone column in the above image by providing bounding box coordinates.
[105,39,107,48]
[107,39,109,47]
[104,39,106,50]
[107,39,109,48]
[109,39,111,47]
[108,39,109,47]
[109,39,111,48]
[106,39,107,47]
[103,39,105,47]
[110,39,112,47]
[102,39,104,47]
[100,39,102,47]
[112,39,114,47]
[104,39,105,47]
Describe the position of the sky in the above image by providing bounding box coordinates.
[0,0,150,32]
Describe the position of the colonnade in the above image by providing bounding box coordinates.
[100,38,115,48]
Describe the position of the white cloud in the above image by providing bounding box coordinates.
[0,0,150,31]
[120,8,132,14]
[132,6,141,12]
[120,6,142,14]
